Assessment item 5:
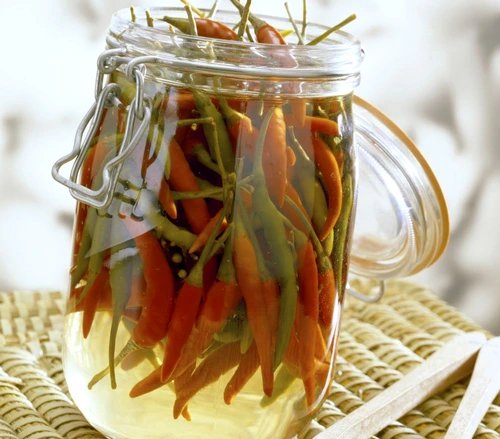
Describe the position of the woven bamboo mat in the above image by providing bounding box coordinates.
[0,280,497,439]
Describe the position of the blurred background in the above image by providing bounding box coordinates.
[0,0,499,330]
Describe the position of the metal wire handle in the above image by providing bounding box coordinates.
[52,49,151,210]
[346,280,386,302]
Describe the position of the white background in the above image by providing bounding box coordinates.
[0,0,499,331]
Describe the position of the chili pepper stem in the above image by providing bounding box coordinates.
[307,14,357,46]
[237,0,252,40]
[284,2,305,44]
[130,5,137,22]
[301,0,308,38]
[180,0,206,18]
[145,9,154,27]
[88,339,140,390]
[184,4,198,36]
[207,0,219,19]
[171,188,223,201]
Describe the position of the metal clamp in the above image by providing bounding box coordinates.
[52,48,151,210]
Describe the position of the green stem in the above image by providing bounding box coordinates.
[333,175,353,295]
[184,4,198,36]
[301,0,307,38]
[189,193,232,285]
[130,5,137,22]
[207,0,220,19]
[194,145,221,174]
[180,0,205,18]
[284,2,305,44]
[88,338,139,390]
[237,0,252,41]
[208,223,234,260]
[145,9,154,27]
[171,188,223,201]
[307,14,357,46]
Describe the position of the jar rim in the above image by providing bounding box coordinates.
[107,6,364,79]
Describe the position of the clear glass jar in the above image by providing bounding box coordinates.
[52,6,448,439]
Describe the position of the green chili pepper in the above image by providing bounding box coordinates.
[192,89,235,173]
[71,148,116,288]
[136,190,196,251]
[75,211,112,304]
[260,365,296,407]
[193,144,221,174]
[288,127,316,216]
[108,238,138,389]
[312,179,334,255]
[252,108,298,370]
[214,318,243,343]
[333,174,353,295]
[239,318,254,354]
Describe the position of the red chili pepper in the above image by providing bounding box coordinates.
[233,218,274,397]
[311,137,342,241]
[168,138,211,234]
[224,342,259,405]
[122,216,176,348]
[297,240,319,408]
[160,204,228,383]
[162,16,238,40]
[173,342,242,419]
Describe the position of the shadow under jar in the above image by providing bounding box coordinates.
[59,7,372,439]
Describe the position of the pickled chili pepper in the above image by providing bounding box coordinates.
[192,90,235,174]
[333,174,353,295]
[312,178,334,255]
[160,201,229,383]
[72,140,108,265]
[252,108,298,369]
[161,16,237,40]
[233,209,274,396]
[138,190,197,251]
[82,266,109,339]
[285,194,336,330]
[287,126,316,216]
[170,236,241,380]
[129,238,241,398]
[260,365,296,407]
[189,207,227,254]
[218,97,256,155]
[296,239,319,407]
[158,178,178,219]
[281,182,310,234]
[122,216,176,348]
[263,107,287,207]
[224,342,259,404]
[173,341,242,419]
[174,362,195,422]
[311,136,342,241]
[166,138,211,234]
[71,146,115,289]
[108,239,139,389]
[77,212,111,304]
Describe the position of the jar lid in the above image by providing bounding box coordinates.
[349,96,450,279]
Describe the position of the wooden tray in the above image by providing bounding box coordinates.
[0,280,497,439]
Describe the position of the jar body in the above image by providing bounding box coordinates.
[62,10,359,439]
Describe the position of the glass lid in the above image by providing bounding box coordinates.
[349,96,450,280]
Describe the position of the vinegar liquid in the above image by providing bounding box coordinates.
[64,311,316,439]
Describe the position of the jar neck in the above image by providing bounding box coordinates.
[106,7,363,98]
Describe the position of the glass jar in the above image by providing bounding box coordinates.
[52,6,448,439]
